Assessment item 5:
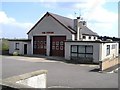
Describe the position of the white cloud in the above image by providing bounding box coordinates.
[0,11,16,24]
[71,0,118,37]
[66,14,76,19]
[84,6,118,23]
[0,11,34,38]
[67,0,117,23]
[73,0,106,10]
[88,22,118,37]
[40,2,58,8]
[0,0,118,38]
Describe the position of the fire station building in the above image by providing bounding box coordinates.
[9,12,119,64]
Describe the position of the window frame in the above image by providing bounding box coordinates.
[111,44,116,49]
[15,43,19,50]
[89,36,91,39]
[106,45,110,56]
[83,36,86,39]
[71,45,93,59]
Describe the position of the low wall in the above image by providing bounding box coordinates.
[1,50,9,55]
[16,74,46,88]
[99,57,119,71]
[1,70,47,89]
[70,56,93,64]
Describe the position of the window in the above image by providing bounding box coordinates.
[60,41,63,45]
[78,46,85,53]
[112,44,116,49]
[56,41,59,45]
[89,36,91,39]
[86,46,93,53]
[71,45,93,58]
[71,45,77,52]
[60,46,63,50]
[15,43,19,50]
[83,36,86,39]
[71,53,77,57]
[94,37,96,39]
[106,45,110,56]
[52,46,55,50]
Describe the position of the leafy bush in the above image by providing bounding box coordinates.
[13,51,18,56]
[1,39,9,51]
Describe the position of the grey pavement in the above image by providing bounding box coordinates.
[1,55,118,88]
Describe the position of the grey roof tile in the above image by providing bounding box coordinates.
[49,12,98,36]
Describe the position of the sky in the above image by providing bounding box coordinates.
[0,0,119,39]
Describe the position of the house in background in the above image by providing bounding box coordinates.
[9,12,119,67]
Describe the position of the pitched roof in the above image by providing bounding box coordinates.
[27,12,98,36]
[49,12,74,30]
[81,26,98,36]
[48,12,76,33]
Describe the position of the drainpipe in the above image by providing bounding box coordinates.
[77,17,80,41]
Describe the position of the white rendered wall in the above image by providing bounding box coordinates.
[82,35,98,41]
[101,42,119,61]
[27,42,31,55]
[28,15,72,40]
[9,41,30,55]
[71,34,75,41]
[65,42,119,62]
[28,15,73,55]
[46,35,50,56]
[16,74,46,88]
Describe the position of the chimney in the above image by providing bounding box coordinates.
[74,17,84,41]
[77,17,80,41]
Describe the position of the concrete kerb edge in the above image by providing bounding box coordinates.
[0,79,33,88]
[1,70,48,88]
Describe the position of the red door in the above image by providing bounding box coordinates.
[33,36,46,55]
[50,36,66,57]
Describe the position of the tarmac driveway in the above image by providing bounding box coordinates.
[1,55,118,88]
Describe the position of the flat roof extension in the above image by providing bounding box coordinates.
[8,39,31,42]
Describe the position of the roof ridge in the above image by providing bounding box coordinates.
[48,12,73,20]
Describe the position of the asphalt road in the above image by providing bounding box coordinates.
[1,55,118,88]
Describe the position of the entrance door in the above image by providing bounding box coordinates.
[50,36,66,57]
[33,36,46,55]
[24,44,27,54]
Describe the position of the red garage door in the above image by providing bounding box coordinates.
[33,36,46,55]
[50,36,66,57]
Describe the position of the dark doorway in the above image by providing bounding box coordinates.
[24,44,27,54]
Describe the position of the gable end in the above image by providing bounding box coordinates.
[27,12,76,34]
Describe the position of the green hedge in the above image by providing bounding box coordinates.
[1,39,9,51]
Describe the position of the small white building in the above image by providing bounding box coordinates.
[9,12,119,64]
[9,39,31,55]
[65,41,119,63]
